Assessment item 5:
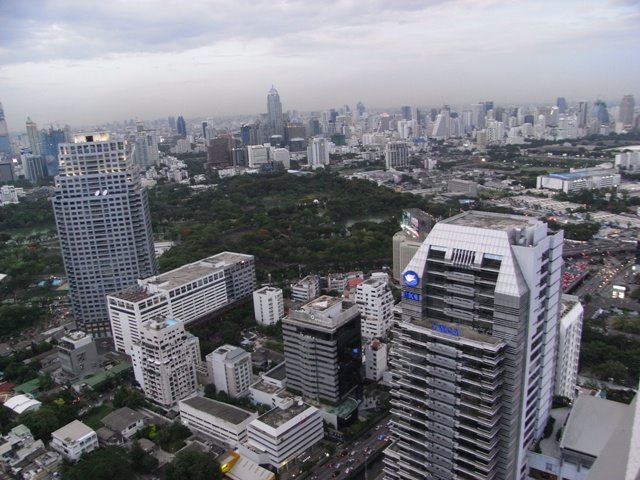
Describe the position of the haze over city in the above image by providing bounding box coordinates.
[2,0,639,128]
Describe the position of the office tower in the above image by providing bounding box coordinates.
[108,251,255,354]
[577,101,589,129]
[131,317,199,408]
[0,162,14,182]
[356,101,366,117]
[253,286,284,326]
[555,295,583,399]
[23,154,47,182]
[57,331,99,379]
[385,141,409,169]
[431,109,451,139]
[401,105,412,121]
[267,86,284,137]
[207,136,232,168]
[592,100,610,124]
[241,123,263,146]
[25,117,42,156]
[247,144,270,167]
[42,128,67,176]
[168,116,176,131]
[206,344,253,398]
[393,209,434,281]
[306,137,330,169]
[620,94,635,128]
[486,120,505,144]
[176,115,187,137]
[52,132,157,337]
[385,211,563,480]
[355,277,394,339]
[556,97,568,114]
[283,296,362,404]
[0,102,11,156]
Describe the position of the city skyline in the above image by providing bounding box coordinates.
[1,0,639,128]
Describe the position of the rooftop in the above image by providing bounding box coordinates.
[560,394,628,457]
[101,407,146,432]
[443,210,539,231]
[264,362,286,381]
[52,420,94,442]
[110,285,154,303]
[304,295,342,312]
[180,396,255,425]
[258,401,313,429]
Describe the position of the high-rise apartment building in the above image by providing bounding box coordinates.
[392,209,435,281]
[267,86,284,137]
[354,277,394,339]
[555,295,583,399]
[283,296,362,404]
[385,141,409,169]
[130,317,199,408]
[385,211,563,480]
[206,344,253,398]
[52,133,157,337]
[132,125,159,168]
[306,137,330,169]
[0,102,11,156]
[619,94,635,128]
[253,286,284,326]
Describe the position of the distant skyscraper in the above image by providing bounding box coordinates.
[52,132,157,337]
[401,105,412,121]
[133,123,159,168]
[385,211,564,480]
[168,116,176,131]
[25,117,42,156]
[620,94,635,128]
[307,137,330,169]
[42,128,67,176]
[0,102,11,156]
[556,97,568,114]
[592,100,610,124]
[577,101,589,128]
[356,101,366,117]
[267,86,284,137]
[176,115,187,137]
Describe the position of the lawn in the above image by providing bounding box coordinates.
[81,404,114,430]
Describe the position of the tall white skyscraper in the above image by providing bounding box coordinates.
[307,137,330,169]
[385,211,563,480]
[131,317,200,408]
[52,133,157,337]
[25,117,42,156]
[267,86,284,137]
[354,277,394,339]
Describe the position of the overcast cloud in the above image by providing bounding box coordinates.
[1,0,638,128]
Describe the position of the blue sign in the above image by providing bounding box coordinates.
[432,324,459,337]
[402,291,421,301]
[403,270,420,287]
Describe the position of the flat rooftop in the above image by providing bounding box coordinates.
[258,401,312,429]
[304,295,342,312]
[181,396,255,425]
[264,362,287,381]
[110,285,154,302]
[443,210,539,231]
[560,394,628,457]
[52,420,94,441]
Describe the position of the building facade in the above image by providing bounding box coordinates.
[385,141,409,169]
[385,211,563,480]
[130,318,200,408]
[253,286,284,326]
[354,277,394,339]
[364,338,388,381]
[52,133,157,337]
[283,296,362,404]
[307,137,330,169]
[108,252,255,354]
[50,421,98,462]
[57,331,99,379]
[206,344,253,398]
[290,275,320,303]
[555,295,583,399]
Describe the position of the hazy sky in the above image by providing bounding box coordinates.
[1,0,639,129]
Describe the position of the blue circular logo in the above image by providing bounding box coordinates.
[403,270,420,287]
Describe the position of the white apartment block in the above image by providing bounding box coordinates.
[247,145,270,167]
[206,344,252,398]
[364,338,388,381]
[290,275,320,303]
[555,295,584,399]
[245,400,324,470]
[385,141,409,169]
[355,277,394,339]
[307,137,330,169]
[131,318,199,408]
[615,151,640,172]
[327,273,348,292]
[179,396,257,448]
[0,185,21,205]
[50,420,98,462]
[108,252,255,354]
[253,286,284,326]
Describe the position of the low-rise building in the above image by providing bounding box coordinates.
[245,400,323,470]
[364,339,388,381]
[4,395,41,415]
[50,420,98,462]
[253,287,284,326]
[537,166,621,193]
[100,407,146,441]
[179,396,257,448]
[290,275,320,303]
[57,331,99,380]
